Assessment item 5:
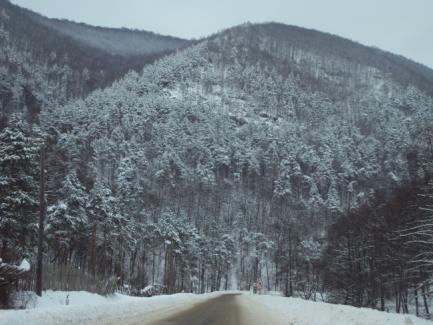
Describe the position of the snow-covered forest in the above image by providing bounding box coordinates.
[1,0,433,320]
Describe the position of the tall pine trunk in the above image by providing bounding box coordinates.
[36,146,46,297]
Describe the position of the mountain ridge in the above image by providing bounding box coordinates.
[208,22,433,95]
[0,0,190,120]
[44,19,433,224]
[3,0,190,57]
[20,4,189,56]
[30,21,432,305]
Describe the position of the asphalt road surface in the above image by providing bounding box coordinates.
[121,293,284,325]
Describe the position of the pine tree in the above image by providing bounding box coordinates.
[0,116,42,261]
[46,171,88,264]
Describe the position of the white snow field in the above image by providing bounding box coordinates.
[247,294,430,325]
[0,291,430,325]
[0,290,220,325]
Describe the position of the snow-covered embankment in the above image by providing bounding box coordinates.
[247,294,430,325]
[0,290,216,325]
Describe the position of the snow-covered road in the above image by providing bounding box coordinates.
[0,290,430,325]
[115,293,283,325]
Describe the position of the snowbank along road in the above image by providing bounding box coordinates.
[1,291,429,324]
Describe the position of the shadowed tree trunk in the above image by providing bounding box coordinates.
[36,145,46,297]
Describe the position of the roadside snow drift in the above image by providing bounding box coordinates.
[0,290,218,325]
[0,291,430,325]
[247,294,430,325]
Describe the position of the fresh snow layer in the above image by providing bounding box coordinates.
[248,294,430,325]
[1,291,430,325]
[0,290,220,325]
[17,259,31,272]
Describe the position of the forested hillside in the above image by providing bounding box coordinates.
[1,17,433,317]
[26,11,188,56]
[0,0,189,122]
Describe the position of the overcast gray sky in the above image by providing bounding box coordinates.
[10,0,433,69]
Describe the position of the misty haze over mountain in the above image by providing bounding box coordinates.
[10,0,433,70]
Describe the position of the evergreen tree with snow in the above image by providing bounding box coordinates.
[0,116,42,262]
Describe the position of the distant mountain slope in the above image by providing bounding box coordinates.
[47,22,433,228]
[2,16,433,310]
[211,23,433,96]
[36,21,433,304]
[0,0,190,121]
[22,7,188,56]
